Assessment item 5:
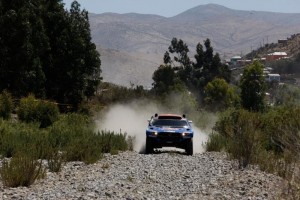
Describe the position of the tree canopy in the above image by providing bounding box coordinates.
[204,78,238,111]
[152,38,231,99]
[240,61,266,112]
[0,0,101,109]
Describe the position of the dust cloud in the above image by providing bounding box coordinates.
[96,100,211,154]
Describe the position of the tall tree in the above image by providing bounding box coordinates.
[152,64,175,95]
[164,37,192,84]
[240,61,266,112]
[0,0,48,97]
[0,0,101,108]
[193,38,231,89]
[46,1,101,107]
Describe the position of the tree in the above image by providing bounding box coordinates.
[240,61,266,112]
[164,38,192,84]
[43,1,101,108]
[204,78,238,111]
[192,39,231,90]
[0,0,48,97]
[152,65,175,95]
[0,0,101,109]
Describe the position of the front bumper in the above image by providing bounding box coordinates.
[146,131,193,148]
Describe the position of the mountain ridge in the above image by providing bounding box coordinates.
[89,4,300,87]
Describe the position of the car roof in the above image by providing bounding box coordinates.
[157,114,184,120]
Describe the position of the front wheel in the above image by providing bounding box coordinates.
[185,139,193,155]
[145,137,153,154]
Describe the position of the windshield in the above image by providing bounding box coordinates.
[151,119,188,127]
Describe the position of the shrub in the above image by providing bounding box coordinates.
[36,101,59,128]
[0,90,14,120]
[206,132,227,152]
[18,95,59,128]
[226,110,262,168]
[127,135,136,151]
[64,136,103,164]
[46,149,65,173]
[0,153,45,187]
[0,120,45,158]
[261,105,300,174]
[213,105,300,181]
[214,108,263,168]
[48,113,93,149]
[18,94,39,123]
[48,114,128,164]
[98,130,128,154]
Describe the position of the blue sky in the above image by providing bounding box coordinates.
[63,0,300,17]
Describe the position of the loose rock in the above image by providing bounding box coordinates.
[0,151,286,199]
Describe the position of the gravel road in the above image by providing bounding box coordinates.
[0,151,286,199]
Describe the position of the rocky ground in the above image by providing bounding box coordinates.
[0,151,287,200]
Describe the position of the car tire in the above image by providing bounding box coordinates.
[145,137,153,154]
[186,139,193,155]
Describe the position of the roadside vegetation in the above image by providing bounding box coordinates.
[205,61,300,198]
[0,93,131,187]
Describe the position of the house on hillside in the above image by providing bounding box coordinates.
[230,56,242,66]
[278,39,288,45]
[266,52,288,61]
[266,74,280,82]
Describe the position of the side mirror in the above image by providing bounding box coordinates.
[188,120,193,124]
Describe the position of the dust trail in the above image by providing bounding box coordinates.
[96,100,211,154]
[96,101,159,153]
[193,127,209,153]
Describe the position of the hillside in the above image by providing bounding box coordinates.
[89,4,300,87]
[246,33,300,59]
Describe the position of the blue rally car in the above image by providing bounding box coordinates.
[146,113,194,155]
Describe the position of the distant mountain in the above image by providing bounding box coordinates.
[89,4,300,87]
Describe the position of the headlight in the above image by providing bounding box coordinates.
[182,132,190,137]
[150,131,158,136]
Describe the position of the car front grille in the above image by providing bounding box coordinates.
[158,132,181,138]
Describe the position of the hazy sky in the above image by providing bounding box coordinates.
[63,0,300,17]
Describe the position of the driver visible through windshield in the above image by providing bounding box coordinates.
[151,119,189,127]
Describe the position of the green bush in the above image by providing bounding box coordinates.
[46,149,65,173]
[0,153,45,187]
[213,105,300,180]
[37,101,59,128]
[18,95,59,128]
[261,105,300,167]
[47,113,93,148]
[227,110,262,168]
[213,108,262,167]
[18,95,39,123]
[98,131,128,154]
[0,111,131,187]
[64,136,102,164]
[0,120,45,158]
[48,114,128,164]
[206,132,227,152]
[0,91,14,120]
